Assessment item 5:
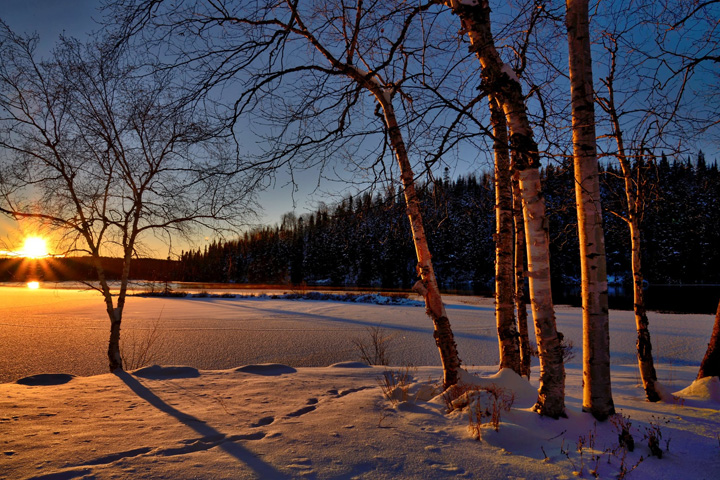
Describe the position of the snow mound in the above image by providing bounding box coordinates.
[673,376,720,403]
[132,365,200,379]
[328,361,372,368]
[235,364,297,375]
[456,368,538,408]
[15,373,75,386]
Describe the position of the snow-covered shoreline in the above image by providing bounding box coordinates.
[0,286,714,385]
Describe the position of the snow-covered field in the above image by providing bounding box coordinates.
[1,285,719,479]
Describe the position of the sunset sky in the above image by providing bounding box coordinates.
[0,1,348,256]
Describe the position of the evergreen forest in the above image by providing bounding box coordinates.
[179,154,720,310]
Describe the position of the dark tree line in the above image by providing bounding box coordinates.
[179,154,720,294]
[181,174,495,291]
[0,256,179,283]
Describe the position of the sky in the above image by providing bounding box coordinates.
[1,1,717,259]
[0,0,342,257]
[0,1,477,258]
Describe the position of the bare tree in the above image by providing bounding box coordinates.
[109,0,466,387]
[595,33,661,402]
[270,0,465,388]
[0,26,257,371]
[566,0,614,420]
[590,0,718,401]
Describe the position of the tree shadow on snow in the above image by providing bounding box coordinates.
[115,370,288,478]
[221,302,496,342]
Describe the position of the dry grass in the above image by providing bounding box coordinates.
[378,366,415,405]
[352,326,394,366]
[443,382,515,440]
[120,312,166,370]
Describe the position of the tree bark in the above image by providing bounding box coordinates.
[513,171,532,379]
[89,252,124,371]
[566,0,614,419]
[446,0,565,418]
[490,96,522,375]
[624,160,660,400]
[698,299,720,379]
[382,99,462,389]
[108,309,123,371]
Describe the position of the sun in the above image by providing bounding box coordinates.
[20,237,49,258]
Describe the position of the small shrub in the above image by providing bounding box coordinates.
[353,326,394,366]
[611,413,635,452]
[575,423,607,478]
[642,416,669,459]
[446,383,514,440]
[616,448,644,480]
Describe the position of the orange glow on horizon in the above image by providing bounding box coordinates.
[27,281,40,289]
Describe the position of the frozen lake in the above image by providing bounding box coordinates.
[0,284,715,383]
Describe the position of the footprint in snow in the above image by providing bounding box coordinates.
[250,416,274,428]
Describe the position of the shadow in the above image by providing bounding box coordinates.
[235,364,297,376]
[214,301,495,343]
[16,373,75,386]
[132,365,200,379]
[115,371,288,479]
[26,468,93,480]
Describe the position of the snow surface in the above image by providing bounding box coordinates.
[1,286,719,479]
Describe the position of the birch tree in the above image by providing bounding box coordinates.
[253,0,465,387]
[595,35,660,402]
[0,26,257,371]
[566,0,614,419]
[490,96,522,375]
[443,0,566,418]
[513,172,532,379]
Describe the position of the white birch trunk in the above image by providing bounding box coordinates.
[566,0,614,419]
[513,172,532,379]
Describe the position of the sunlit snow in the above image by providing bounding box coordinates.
[0,285,717,479]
